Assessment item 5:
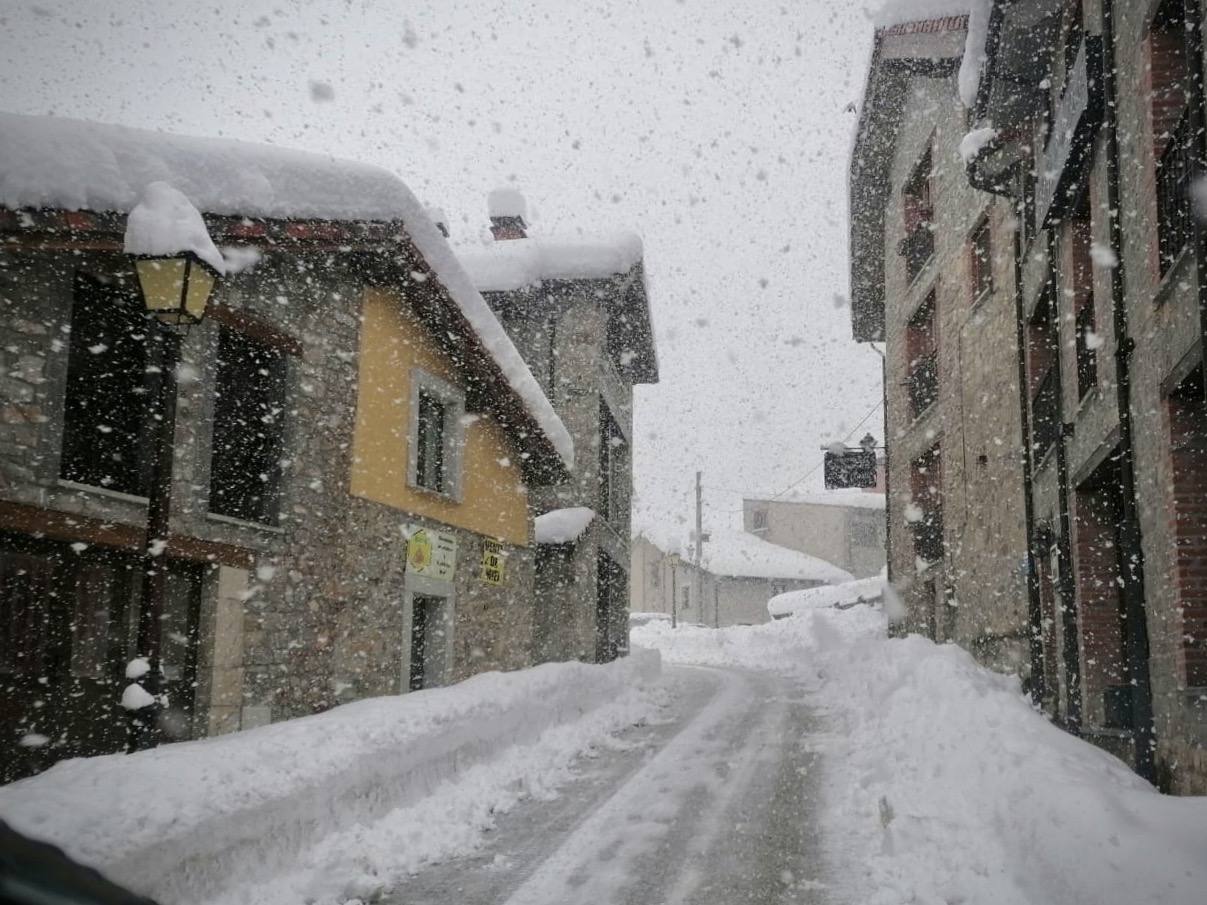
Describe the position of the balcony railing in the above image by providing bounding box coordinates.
[1157,106,1193,277]
[899,221,935,283]
[909,351,938,418]
[1031,367,1060,457]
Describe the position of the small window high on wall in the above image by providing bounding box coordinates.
[1150,0,1193,276]
[209,327,287,524]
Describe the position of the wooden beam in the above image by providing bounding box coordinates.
[0,499,254,568]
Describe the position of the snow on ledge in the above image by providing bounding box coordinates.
[958,0,992,108]
[534,506,596,544]
[958,125,998,163]
[0,112,573,469]
[459,233,644,293]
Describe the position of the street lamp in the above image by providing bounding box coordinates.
[124,224,220,749]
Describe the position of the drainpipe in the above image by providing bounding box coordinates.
[1013,218,1046,706]
[1102,0,1157,782]
[1045,229,1083,735]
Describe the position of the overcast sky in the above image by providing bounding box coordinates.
[2,0,888,538]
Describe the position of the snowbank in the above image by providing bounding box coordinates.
[634,609,1207,905]
[460,232,644,293]
[0,111,573,470]
[534,506,595,544]
[0,653,662,905]
[767,573,885,618]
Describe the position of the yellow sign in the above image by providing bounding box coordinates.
[407,527,457,581]
[481,539,506,585]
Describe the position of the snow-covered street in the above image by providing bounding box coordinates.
[389,666,827,905]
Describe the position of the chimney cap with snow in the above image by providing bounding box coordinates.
[488,187,527,240]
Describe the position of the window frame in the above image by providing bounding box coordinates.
[969,217,993,306]
[407,368,466,501]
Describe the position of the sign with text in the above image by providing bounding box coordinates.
[824,448,877,489]
[406,527,457,581]
[481,539,506,586]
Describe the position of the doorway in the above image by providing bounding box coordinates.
[408,594,448,691]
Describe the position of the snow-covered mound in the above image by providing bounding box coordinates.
[633,608,1207,905]
[767,572,884,618]
[0,653,661,905]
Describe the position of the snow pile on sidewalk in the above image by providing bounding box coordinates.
[0,653,662,905]
[633,608,1207,905]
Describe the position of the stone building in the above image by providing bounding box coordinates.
[460,201,658,663]
[959,0,1207,792]
[630,526,853,627]
[851,0,1207,792]
[742,489,887,578]
[849,10,1032,675]
[0,115,572,780]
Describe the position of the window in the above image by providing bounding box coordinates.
[1168,368,1207,687]
[407,370,465,499]
[911,444,943,565]
[906,291,938,419]
[1068,208,1097,400]
[1150,0,1193,276]
[970,219,992,303]
[900,146,935,283]
[209,327,287,524]
[415,391,447,493]
[751,508,768,533]
[60,273,156,496]
[599,403,626,522]
[1027,292,1060,456]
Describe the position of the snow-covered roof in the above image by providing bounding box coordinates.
[767,574,885,619]
[0,112,573,471]
[487,187,528,220]
[747,490,886,511]
[459,233,644,293]
[534,507,595,545]
[635,522,853,584]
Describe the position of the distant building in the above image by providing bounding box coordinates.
[742,490,886,578]
[630,525,852,627]
[460,203,658,663]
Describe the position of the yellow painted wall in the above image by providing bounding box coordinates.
[350,287,530,546]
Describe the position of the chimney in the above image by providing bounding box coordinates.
[425,205,450,238]
[487,187,528,240]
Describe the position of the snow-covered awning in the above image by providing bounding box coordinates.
[0,112,574,476]
[534,507,596,545]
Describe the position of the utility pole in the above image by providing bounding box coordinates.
[669,556,678,629]
[694,470,703,570]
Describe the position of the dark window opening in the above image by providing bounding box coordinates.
[60,273,157,496]
[1028,293,1060,456]
[911,444,944,565]
[1070,213,1097,400]
[906,291,938,419]
[1151,0,1193,276]
[209,327,287,524]
[970,218,993,303]
[415,390,447,494]
[1169,367,1207,687]
[900,146,935,283]
[599,404,625,522]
